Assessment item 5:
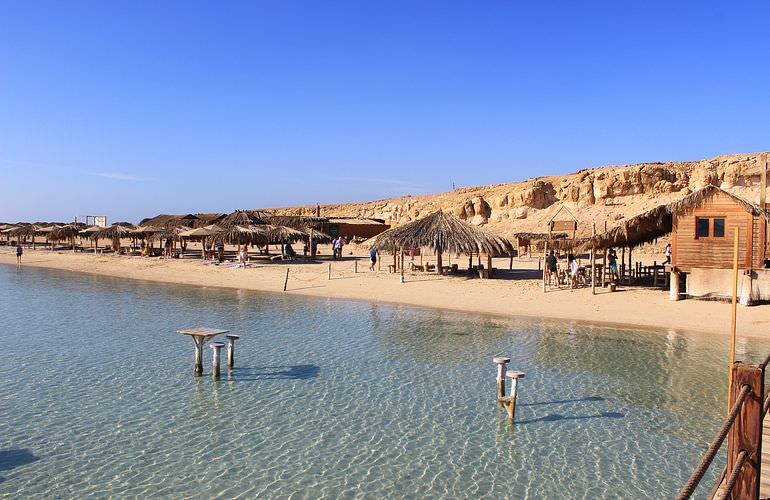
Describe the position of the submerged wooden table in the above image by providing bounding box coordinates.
[176,327,229,374]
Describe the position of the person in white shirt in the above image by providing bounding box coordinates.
[569,253,579,289]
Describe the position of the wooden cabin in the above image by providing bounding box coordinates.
[322,217,389,240]
[670,188,769,304]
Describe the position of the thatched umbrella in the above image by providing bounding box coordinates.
[179,225,224,258]
[219,210,267,228]
[265,225,306,244]
[211,225,268,246]
[9,224,37,247]
[368,210,512,275]
[90,225,133,254]
[50,225,81,252]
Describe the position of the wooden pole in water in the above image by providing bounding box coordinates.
[493,356,511,401]
[728,227,740,412]
[283,268,290,291]
[504,370,525,421]
[194,337,204,375]
[226,334,239,368]
[210,342,224,378]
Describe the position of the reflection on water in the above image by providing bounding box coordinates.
[0,264,767,499]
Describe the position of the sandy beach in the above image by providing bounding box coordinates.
[3,246,767,339]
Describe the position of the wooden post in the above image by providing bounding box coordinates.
[400,248,405,283]
[486,253,492,278]
[378,251,381,271]
[509,252,513,270]
[542,241,548,292]
[760,153,767,264]
[283,268,290,291]
[628,247,633,284]
[621,247,626,282]
[493,356,511,401]
[437,249,443,275]
[502,370,525,421]
[726,361,763,499]
[728,227,740,411]
[591,224,596,295]
[328,262,331,280]
[210,342,225,378]
[193,337,204,375]
[226,334,239,369]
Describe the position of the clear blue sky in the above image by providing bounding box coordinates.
[1,1,769,223]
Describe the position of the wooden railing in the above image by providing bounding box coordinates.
[678,355,770,499]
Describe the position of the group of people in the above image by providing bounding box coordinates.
[544,251,584,289]
[332,236,347,259]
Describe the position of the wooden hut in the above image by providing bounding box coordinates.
[584,185,770,303]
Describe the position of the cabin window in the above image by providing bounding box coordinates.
[695,217,726,239]
[696,218,710,238]
[713,218,725,238]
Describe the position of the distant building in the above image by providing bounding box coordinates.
[321,217,389,240]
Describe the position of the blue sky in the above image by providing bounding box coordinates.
[1,1,769,223]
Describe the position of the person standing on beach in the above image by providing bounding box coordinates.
[333,237,341,259]
[545,250,558,289]
[15,244,23,264]
[369,248,377,271]
[568,253,579,289]
[608,249,618,283]
[664,243,671,265]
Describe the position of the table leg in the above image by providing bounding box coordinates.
[193,336,203,375]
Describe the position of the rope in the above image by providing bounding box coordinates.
[714,450,749,500]
[676,384,752,500]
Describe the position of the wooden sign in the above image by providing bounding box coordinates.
[550,220,577,232]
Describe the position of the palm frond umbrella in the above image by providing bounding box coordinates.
[219,210,267,228]
[35,225,59,250]
[10,224,37,247]
[265,225,306,244]
[50,225,81,252]
[90,225,134,254]
[210,225,268,246]
[179,225,224,258]
[368,210,512,275]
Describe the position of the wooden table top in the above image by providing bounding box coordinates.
[176,327,229,339]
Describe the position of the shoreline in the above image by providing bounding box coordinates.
[3,249,768,340]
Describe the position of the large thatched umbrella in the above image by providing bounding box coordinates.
[211,225,268,246]
[9,224,37,247]
[368,210,512,275]
[219,210,267,228]
[90,225,133,254]
[50,225,81,252]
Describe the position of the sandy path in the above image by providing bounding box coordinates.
[2,248,768,339]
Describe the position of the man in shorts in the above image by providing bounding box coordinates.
[545,250,558,288]
[16,244,23,264]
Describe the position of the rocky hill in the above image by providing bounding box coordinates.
[266,152,769,239]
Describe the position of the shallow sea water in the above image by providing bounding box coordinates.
[0,264,768,499]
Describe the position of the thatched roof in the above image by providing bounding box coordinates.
[368,210,512,255]
[210,225,268,245]
[584,185,770,249]
[302,227,334,243]
[265,225,306,243]
[131,225,164,236]
[89,225,134,240]
[9,225,36,237]
[178,225,224,237]
[49,225,81,241]
[219,210,267,228]
[258,213,328,227]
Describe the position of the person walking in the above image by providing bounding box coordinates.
[15,244,23,264]
[369,248,377,271]
[664,243,671,265]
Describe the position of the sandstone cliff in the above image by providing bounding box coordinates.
[266,152,769,239]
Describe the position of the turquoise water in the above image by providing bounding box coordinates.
[0,265,767,498]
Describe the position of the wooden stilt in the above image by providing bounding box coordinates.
[210,342,225,378]
[226,334,239,369]
[493,356,511,401]
[502,370,525,421]
[283,268,290,291]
